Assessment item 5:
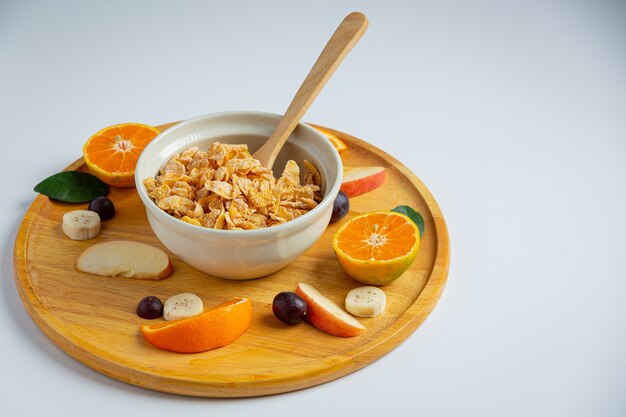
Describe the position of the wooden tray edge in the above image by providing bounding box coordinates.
[12,123,450,397]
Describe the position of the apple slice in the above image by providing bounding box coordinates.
[296,283,365,337]
[77,240,172,280]
[341,166,385,198]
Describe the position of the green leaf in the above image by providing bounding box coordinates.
[391,205,425,237]
[34,171,109,203]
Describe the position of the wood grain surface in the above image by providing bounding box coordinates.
[13,123,450,397]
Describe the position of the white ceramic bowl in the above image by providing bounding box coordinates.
[135,111,343,280]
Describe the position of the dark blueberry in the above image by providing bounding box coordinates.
[136,296,164,319]
[272,292,308,325]
[88,196,115,221]
[330,190,349,223]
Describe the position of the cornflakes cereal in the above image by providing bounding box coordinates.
[144,142,323,230]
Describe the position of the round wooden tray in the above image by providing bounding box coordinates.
[13,123,449,397]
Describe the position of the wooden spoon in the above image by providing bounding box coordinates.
[253,12,368,168]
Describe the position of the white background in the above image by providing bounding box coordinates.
[2,1,625,416]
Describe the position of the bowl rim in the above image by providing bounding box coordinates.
[135,110,343,237]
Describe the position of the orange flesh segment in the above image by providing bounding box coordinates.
[143,298,244,331]
[313,126,348,152]
[140,297,251,353]
[334,213,417,261]
[84,125,158,173]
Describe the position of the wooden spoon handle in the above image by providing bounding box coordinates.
[254,12,368,168]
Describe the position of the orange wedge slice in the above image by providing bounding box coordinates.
[313,126,348,152]
[332,211,420,285]
[140,297,252,353]
[83,123,160,187]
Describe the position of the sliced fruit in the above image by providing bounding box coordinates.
[140,297,252,353]
[163,293,203,321]
[332,211,420,285]
[341,166,385,198]
[83,123,160,188]
[313,126,348,152]
[62,210,101,240]
[391,205,425,238]
[76,240,172,280]
[345,286,386,317]
[295,283,365,337]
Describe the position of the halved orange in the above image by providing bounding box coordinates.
[332,211,420,285]
[83,123,160,187]
[313,126,348,152]
[140,297,252,353]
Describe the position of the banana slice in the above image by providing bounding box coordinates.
[345,286,386,318]
[62,210,101,240]
[163,293,203,321]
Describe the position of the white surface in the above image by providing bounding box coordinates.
[1,1,625,416]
